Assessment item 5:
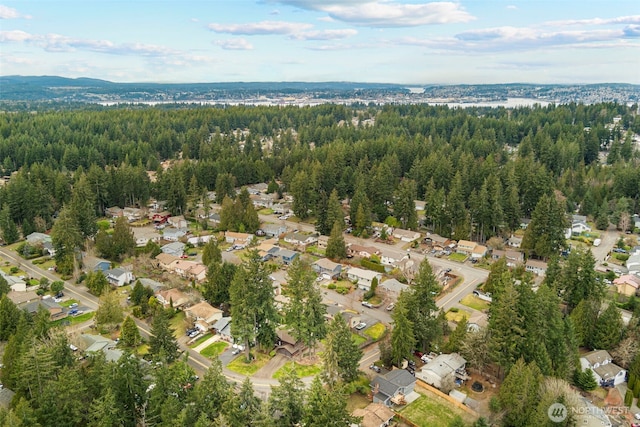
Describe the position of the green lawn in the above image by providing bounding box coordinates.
[200,342,228,358]
[352,333,367,346]
[445,309,471,323]
[272,361,322,379]
[60,299,79,307]
[364,323,386,341]
[399,393,476,427]
[189,333,214,348]
[365,295,383,305]
[448,253,468,262]
[226,352,271,376]
[52,311,95,327]
[169,311,186,334]
[459,294,490,312]
[258,208,274,215]
[136,344,149,356]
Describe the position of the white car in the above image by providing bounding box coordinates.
[354,322,367,330]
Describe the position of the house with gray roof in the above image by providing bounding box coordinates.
[80,334,123,362]
[213,316,233,342]
[417,353,468,390]
[580,349,627,387]
[371,369,417,406]
[162,227,188,242]
[104,268,134,287]
[312,258,342,279]
[161,241,186,257]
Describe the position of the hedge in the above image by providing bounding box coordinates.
[361,259,386,273]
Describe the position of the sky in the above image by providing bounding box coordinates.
[0,1,639,85]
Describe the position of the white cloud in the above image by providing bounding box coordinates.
[543,15,640,27]
[0,5,30,19]
[208,20,312,35]
[393,14,640,54]
[276,1,475,27]
[214,38,254,50]
[506,5,517,10]
[290,28,357,40]
[0,30,35,42]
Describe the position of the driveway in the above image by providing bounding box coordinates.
[253,353,288,379]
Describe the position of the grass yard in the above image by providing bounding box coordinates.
[200,342,228,358]
[352,333,367,346]
[399,392,476,427]
[448,253,468,262]
[445,308,471,323]
[226,351,271,376]
[459,294,490,312]
[364,323,386,341]
[258,208,273,215]
[189,333,214,348]
[347,393,371,413]
[59,299,79,307]
[169,311,186,334]
[272,361,322,379]
[366,295,383,305]
[69,312,95,324]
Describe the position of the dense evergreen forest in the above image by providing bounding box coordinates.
[0,102,638,244]
[1,102,640,426]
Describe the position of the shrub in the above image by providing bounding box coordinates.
[450,307,459,313]
[624,389,634,407]
[361,258,385,273]
[327,283,336,290]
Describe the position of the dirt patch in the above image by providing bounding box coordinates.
[603,387,623,407]
[457,371,500,419]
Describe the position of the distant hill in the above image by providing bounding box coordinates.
[0,75,638,104]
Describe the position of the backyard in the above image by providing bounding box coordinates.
[448,253,468,263]
[399,388,477,427]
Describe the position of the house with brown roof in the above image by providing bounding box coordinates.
[423,233,453,249]
[283,232,317,249]
[613,274,640,296]
[156,288,190,308]
[155,252,179,270]
[392,228,421,243]
[525,259,548,276]
[352,403,395,427]
[22,298,67,321]
[348,244,380,258]
[456,240,477,255]
[492,249,524,267]
[224,231,254,247]
[167,215,187,229]
[471,245,488,260]
[185,301,223,331]
[7,290,39,306]
[275,329,304,358]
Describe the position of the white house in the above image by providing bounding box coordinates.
[417,353,468,390]
[392,228,421,243]
[347,267,383,291]
[104,268,134,287]
[379,248,408,267]
[187,235,216,246]
[579,350,627,387]
[525,259,548,276]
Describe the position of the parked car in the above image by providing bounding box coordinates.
[369,364,381,373]
[354,322,367,330]
[69,303,78,308]
[231,348,241,355]
[386,303,395,311]
[361,301,373,308]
